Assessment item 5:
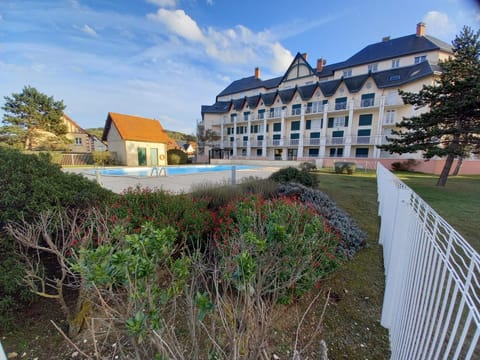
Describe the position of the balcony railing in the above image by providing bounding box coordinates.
[291,108,301,116]
[360,98,375,108]
[326,137,345,145]
[306,138,321,146]
[334,102,348,111]
[353,136,372,145]
[284,139,300,146]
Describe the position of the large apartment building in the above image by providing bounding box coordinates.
[200,23,453,161]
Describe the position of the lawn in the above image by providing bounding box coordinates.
[396,172,480,251]
[314,168,479,359]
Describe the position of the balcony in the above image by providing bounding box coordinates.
[333,102,348,111]
[326,137,345,145]
[284,139,300,147]
[352,136,371,145]
[306,138,321,146]
[290,108,302,116]
[360,98,375,108]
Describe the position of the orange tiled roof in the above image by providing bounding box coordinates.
[107,112,172,143]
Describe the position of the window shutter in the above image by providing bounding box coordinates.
[306,120,311,130]
[328,118,334,128]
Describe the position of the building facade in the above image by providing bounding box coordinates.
[200,23,453,161]
[102,112,172,166]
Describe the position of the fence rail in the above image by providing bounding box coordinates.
[377,163,479,359]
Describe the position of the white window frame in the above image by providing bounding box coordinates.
[343,69,352,78]
[75,137,82,145]
[391,59,400,68]
[368,63,378,72]
[385,110,396,124]
[414,55,427,64]
[334,117,347,128]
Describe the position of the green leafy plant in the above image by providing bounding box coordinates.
[334,162,356,175]
[167,148,188,164]
[269,166,319,187]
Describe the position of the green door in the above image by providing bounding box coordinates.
[150,148,158,166]
[137,147,147,166]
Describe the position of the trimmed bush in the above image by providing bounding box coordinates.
[0,148,114,328]
[92,151,114,166]
[391,159,418,171]
[299,161,316,172]
[277,183,367,258]
[334,162,356,175]
[167,149,188,165]
[269,166,319,187]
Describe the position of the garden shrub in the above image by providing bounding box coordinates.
[92,150,114,166]
[212,195,342,303]
[334,162,356,174]
[0,147,114,328]
[391,159,418,171]
[277,183,367,258]
[299,161,316,172]
[269,166,319,187]
[109,187,213,247]
[167,148,188,165]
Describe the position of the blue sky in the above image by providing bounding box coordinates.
[1,0,479,134]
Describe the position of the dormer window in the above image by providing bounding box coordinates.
[414,55,427,64]
[391,59,400,68]
[343,69,352,78]
[368,63,378,73]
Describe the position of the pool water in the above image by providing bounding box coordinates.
[91,165,259,177]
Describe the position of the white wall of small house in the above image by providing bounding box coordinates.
[124,140,168,166]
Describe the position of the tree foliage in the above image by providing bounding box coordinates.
[378,26,480,186]
[1,86,68,150]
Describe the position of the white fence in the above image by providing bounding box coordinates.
[377,163,479,359]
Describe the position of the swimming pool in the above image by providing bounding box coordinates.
[90,165,259,177]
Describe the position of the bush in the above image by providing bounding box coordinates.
[391,159,418,171]
[92,151,114,166]
[167,149,188,165]
[277,183,367,258]
[299,161,316,172]
[0,148,114,328]
[269,166,319,187]
[334,162,356,174]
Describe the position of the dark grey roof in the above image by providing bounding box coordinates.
[217,76,282,98]
[261,92,277,106]
[233,98,246,111]
[278,87,296,104]
[319,79,342,97]
[372,60,435,88]
[297,83,318,100]
[340,34,451,69]
[344,74,370,93]
[247,94,261,108]
[201,101,231,114]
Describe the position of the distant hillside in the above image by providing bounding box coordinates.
[87,127,196,144]
[165,130,197,143]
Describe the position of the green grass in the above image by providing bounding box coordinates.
[312,168,479,359]
[396,172,480,251]
[314,169,390,359]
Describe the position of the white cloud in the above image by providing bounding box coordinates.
[146,0,177,8]
[423,11,456,39]
[147,9,205,42]
[81,24,98,36]
[206,0,214,5]
[270,42,294,73]
[147,9,293,75]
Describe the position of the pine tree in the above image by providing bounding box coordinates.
[378,26,480,186]
[1,86,67,150]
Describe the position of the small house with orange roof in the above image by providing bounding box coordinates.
[101,112,172,166]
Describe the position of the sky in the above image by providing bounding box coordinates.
[1,0,479,134]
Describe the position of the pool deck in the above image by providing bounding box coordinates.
[65,166,281,194]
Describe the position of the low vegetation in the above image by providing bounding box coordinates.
[167,148,188,164]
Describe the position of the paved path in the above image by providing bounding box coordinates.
[65,167,280,194]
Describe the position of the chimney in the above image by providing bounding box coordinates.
[416,22,426,37]
[254,67,260,79]
[382,36,390,42]
[316,58,326,72]
[302,53,308,60]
